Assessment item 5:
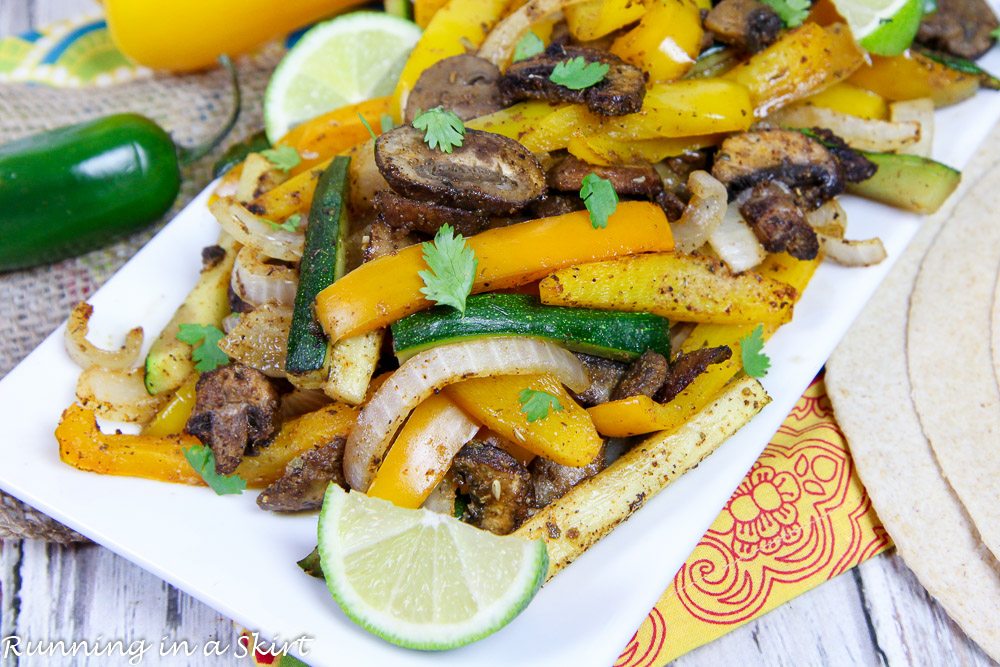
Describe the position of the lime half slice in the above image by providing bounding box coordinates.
[318,485,549,650]
[264,12,421,143]
[833,0,923,56]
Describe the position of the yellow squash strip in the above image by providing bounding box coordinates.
[278,96,393,174]
[246,158,331,222]
[466,101,566,143]
[518,376,770,580]
[324,330,383,406]
[539,252,797,325]
[143,375,198,437]
[366,394,480,508]
[393,0,514,113]
[848,50,980,108]
[58,402,358,488]
[724,23,864,116]
[610,0,703,82]
[565,0,647,41]
[567,133,723,166]
[316,202,674,343]
[445,374,603,468]
[797,82,887,120]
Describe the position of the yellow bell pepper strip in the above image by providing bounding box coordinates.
[567,133,723,167]
[105,0,368,72]
[143,375,198,437]
[539,252,798,325]
[756,252,822,294]
[445,374,602,467]
[366,394,480,508]
[246,158,332,222]
[315,201,674,343]
[848,51,980,108]
[610,0,703,83]
[797,82,888,120]
[495,434,537,466]
[58,402,358,488]
[724,23,865,117]
[466,101,565,143]
[414,0,451,27]
[565,0,648,41]
[393,0,514,114]
[806,0,845,25]
[277,96,394,175]
[519,79,754,151]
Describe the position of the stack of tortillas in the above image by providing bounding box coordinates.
[827,121,1000,660]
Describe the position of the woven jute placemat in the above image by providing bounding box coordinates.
[0,52,282,543]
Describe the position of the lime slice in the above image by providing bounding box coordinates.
[318,485,549,650]
[264,12,422,142]
[833,0,923,56]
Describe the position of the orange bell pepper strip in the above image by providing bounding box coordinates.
[277,96,394,175]
[246,158,332,222]
[58,402,358,488]
[445,374,603,467]
[143,375,198,437]
[367,394,480,508]
[848,50,980,108]
[610,0,703,83]
[724,22,865,116]
[315,201,674,343]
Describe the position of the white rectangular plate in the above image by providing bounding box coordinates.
[3,51,1000,665]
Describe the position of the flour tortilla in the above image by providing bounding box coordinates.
[827,132,1000,662]
[908,162,1000,563]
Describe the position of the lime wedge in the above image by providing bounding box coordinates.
[318,485,549,650]
[833,0,923,56]
[264,12,422,143]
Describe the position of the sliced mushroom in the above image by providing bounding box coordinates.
[547,156,663,199]
[711,129,844,210]
[498,44,647,116]
[529,446,606,509]
[375,126,546,214]
[404,55,505,123]
[610,349,670,401]
[705,0,783,53]
[256,438,347,512]
[570,353,628,406]
[738,181,820,260]
[657,345,733,404]
[373,190,487,236]
[362,217,420,263]
[805,127,878,184]
[917,0,999,59]
[450,439,534,535]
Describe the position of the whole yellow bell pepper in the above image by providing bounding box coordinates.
[848,51,980,108]
[446,375,602,467]
[565,0,648,41]
[105,0,369,72]
[611,0,703,83]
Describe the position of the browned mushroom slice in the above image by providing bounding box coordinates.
[256,438,347,512]
[373,190,487,236]
[705,0,783,53]
[738,181,820,260]
[450,439,534,535]
[548,156,663,199]
[528,193,587,219]
[917,0,999,59]
[186,363,281,474]
[570,353,627,406]
[404,54,505,123]
[610,349,670,401]
[499,45,647,116]
[805,127,878,184]
[375,126,546,214]
[529,446,606,509]
[657,345,733,404]
[711,129,844,209]
[362,217,420,263]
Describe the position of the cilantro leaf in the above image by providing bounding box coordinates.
[183,444,246,495]
[412,107,466,153]
[992,25,1000,39]
[380,113,396,133]
[358,112,378,142]
[260,145,300,172]
[549,57,610,90]
[760,0,810,27]
[266,213,302,233]
[740,324,771,378]
[580,173,619,229]
[518,388,564,423]
[419,224,478,314]
[176,323,229,373]
[514,31,545,62]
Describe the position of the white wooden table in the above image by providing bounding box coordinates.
[0,1,995,665]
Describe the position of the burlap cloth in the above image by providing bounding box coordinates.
[0,52,283,542]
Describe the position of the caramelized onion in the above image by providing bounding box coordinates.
[218,303,292,377]
[770,106,920,153]
[478,0,566,67]
[76,367,164,424]
[670,171,728,253]
[231,246,298,308]
[209,198,304,262]
[819,235,887,266]
[64,302,143,371]
[708,203,767,273]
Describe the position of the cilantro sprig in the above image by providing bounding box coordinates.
[514,31,545,62]
[266,213,302,233]
[739,324,771,378]
[176,323,229,373]
[419,224,478,314]
[412,107,466,153]
[260,145,300,172]
[380,113,396,133]
[580,173,618,229]
[760,0,810,27]
[183,444,246,495]
[549,57,610,90]
[519,388,564,423]
[359,112,378,141]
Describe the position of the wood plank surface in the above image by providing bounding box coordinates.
[0,1,996,666]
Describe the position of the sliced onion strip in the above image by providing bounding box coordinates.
[805,199,847,239]
[344,337,589,491]
[771,105,920,153]
[478,0,568,66]
[819,235,887,267]
[76,367,165,424]
[231,246,298,308]
[209,197,304,262]
[670,170,728,253]
[890,98,934,158]
[218,303,293,377]
[64,302,144,371]
[708,202,767,273]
